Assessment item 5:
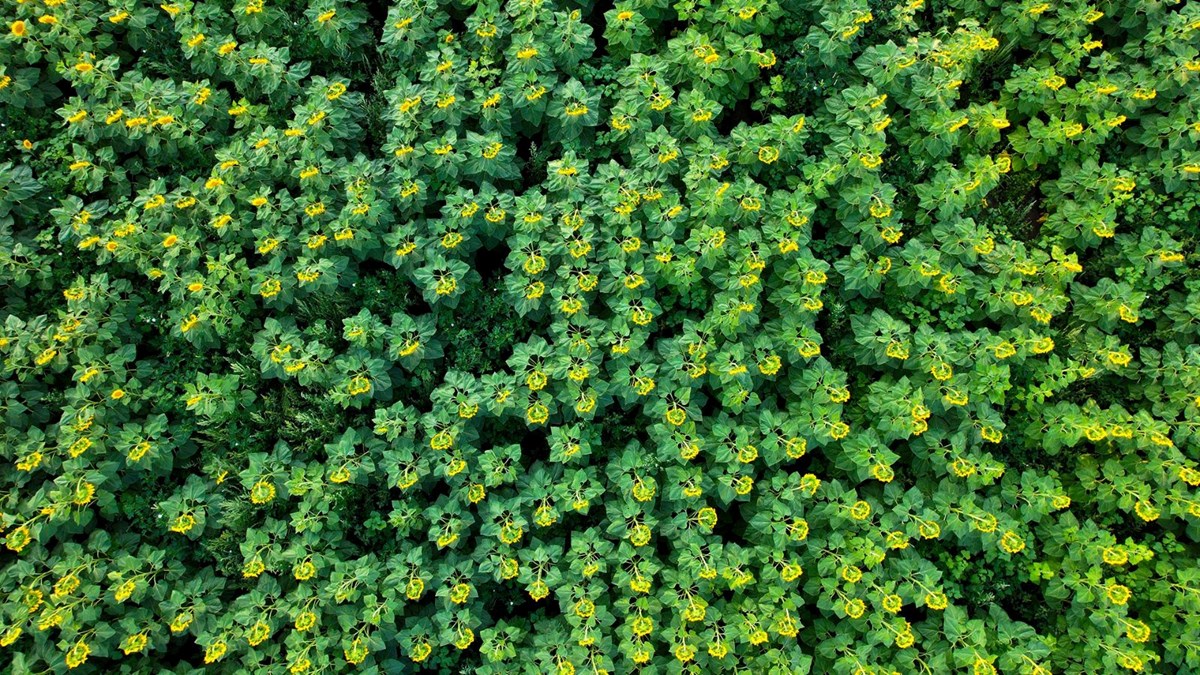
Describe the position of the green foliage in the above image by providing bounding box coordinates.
[1,0,1200,674]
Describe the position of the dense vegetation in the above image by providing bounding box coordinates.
[2,0,1199,672]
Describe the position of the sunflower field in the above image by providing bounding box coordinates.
[1,0,1199,672]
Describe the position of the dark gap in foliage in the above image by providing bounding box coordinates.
[490,598,560,640]
[806,205,836,256]
[715,92,764,137]
[999,581,1057,632]
[709,500,750,547]
[483,584,533,622]
[352,5,392,155]
[898,600,926,625]
[389,367,436,414]
[975,171,1043,243]
[584,0,616,58]
[160,635,206,669]
[354,255,430,316]
[655,15,687,42]
[50,76,74,108]
[424,476,452,504]
[1092,17,1139,55]
[477,414,534,462]
[1060,373,1130,408]
[654,525,681,561]
[654,284,708,336]
[515,135,552,186]
[921,0,936,29]
[813,281,854,372]
[341,484,398,552]
[962,48,1014,103]
[246,379,289,436]
[436,241,548,374]
[1104,511,1157,541]
[362,0,391,30]
[118,479,175,537]
[779,449,816,479]
[515,133,536,168]
[600,403,649,450]
[446,12,469,40]
[270,383,351,451]
[699,388,721,419]
[473,240,511,288]
[414,656,480,673]
[777,59,817,116]
[518,428,551,468]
